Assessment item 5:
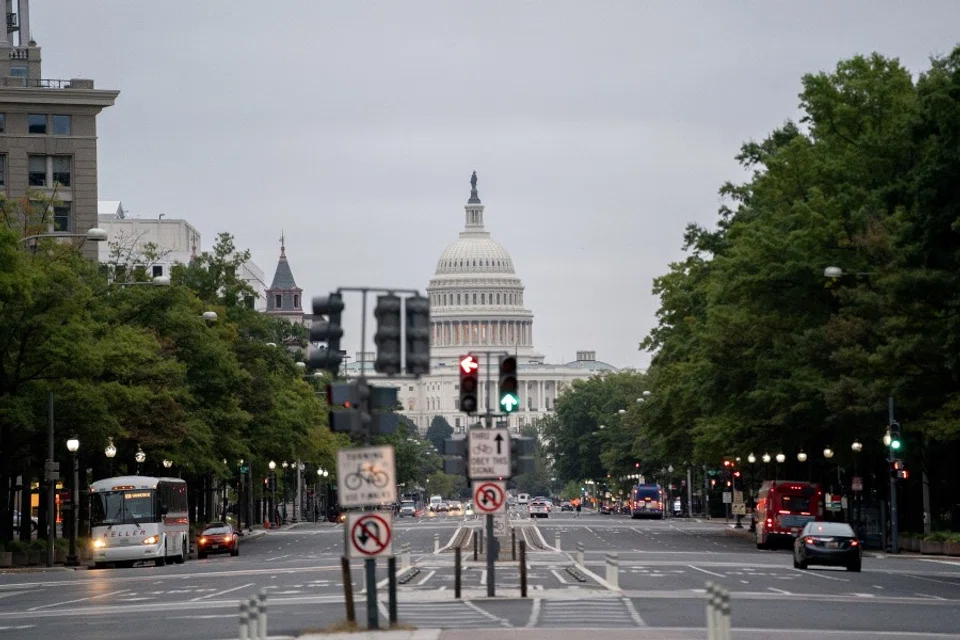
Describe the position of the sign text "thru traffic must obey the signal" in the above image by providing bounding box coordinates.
[468,428,511,479]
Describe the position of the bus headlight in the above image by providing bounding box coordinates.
[142,535,159,545]
[93,539,105,549]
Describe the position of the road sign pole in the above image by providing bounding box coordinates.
[365,558,378,629]
[485,352,493,428]
[486,513,495,597]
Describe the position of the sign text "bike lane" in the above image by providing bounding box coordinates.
[337,445,397,508]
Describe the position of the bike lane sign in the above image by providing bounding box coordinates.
[346,512,393,558]
[337,445,396,508]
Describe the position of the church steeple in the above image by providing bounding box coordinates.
[265,231,304,323]
[464,171,485,231]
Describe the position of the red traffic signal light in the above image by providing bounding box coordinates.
[723,459,731,468]
[459,354,479,414]
[733,470,741,478]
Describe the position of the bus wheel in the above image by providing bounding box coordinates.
[174,538,186,564]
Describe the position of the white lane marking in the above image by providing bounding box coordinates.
[479,570,487,585]
[190,582,254,602]
[550,569,570,585]
[790,568,848,582]
[526,598,542,627]
[462,600,509,628]
[902,573,960,587]
[852,593,875,598]
[264,554,291,562]
[767,587,791,595]
[0,625,35,630]
[0,591,31,600]
[416,570,436,586]
[29,588,131,611]
[622,597,646,626]
[688,565,726,578]
[915,593,946,600]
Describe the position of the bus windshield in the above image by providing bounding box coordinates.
[91,490,156,526]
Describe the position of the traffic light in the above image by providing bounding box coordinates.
[442,436,467,475]
[309,293,345,374]
[326,381,360,433]
[891,459,909,480]
[889,422,902,451]
[459,354,479,414]
[511,435,536,476]
[733,470,743,491]
[404,295,431,376]
[374,294,402,375]
[498,355,519,413]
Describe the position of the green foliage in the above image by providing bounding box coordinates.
[511,424,553,496]
[640,45,960,528]
[425,415,453,451]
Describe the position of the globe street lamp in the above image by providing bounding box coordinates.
[775,453,786,464]
[65,437,80,566]
[163,459,173,470]
[747,453,756,464]
[851,440,863,453]
[762,453,771,464]
[202,311,218,324]
[135,445,146,475]
[797,451,808,462]
[823,447,834,459]
[105,438,117,475]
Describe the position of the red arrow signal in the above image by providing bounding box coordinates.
[460,356,479,374]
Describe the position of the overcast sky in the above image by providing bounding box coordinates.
[31,1,960,370]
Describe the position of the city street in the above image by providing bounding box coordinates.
[1,511,959,639]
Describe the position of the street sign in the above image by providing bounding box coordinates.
[493,512,507,538]
[472,480,507,514]
[468,428,511,479]
[851,476,863,492]
[346,512,393,558]
[337,445,396,508]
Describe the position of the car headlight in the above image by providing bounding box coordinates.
[142,535,159,545]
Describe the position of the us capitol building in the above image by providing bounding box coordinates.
[283,173,617,434]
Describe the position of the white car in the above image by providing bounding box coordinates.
[528,501,550,518]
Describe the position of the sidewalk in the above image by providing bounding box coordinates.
[294,629,960,639]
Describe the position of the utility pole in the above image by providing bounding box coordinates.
[46,392,56,567]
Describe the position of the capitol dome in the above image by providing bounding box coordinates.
[426,173,542,362]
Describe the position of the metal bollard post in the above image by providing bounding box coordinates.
[719,587,732,640]
[388,556,398,626]
[605,552,619,589]
[401,542,411,570]
[473,529,479,561]
[576,541,585,567]
[555,531,561,551]
[479,528,484,555]
[519,539,527,598]
[257,590,267,640]
[705,581,716,640]
[434,533,440,553]
[454,546,462,599]
[246,597,258,640]
[511,528,516,561]
[238,600,249,640]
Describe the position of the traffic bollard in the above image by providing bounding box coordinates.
[238,600,249,640]
[576,541,585,567]
[388,556,398,626]
[604,552,619,589]
[473,529,479,561]
[479,528,484,555]
[246,597,258,640]
[256,590,267,640]
[434,532,440,553]
[511,528,516,560]
[719,587,732,640]
[519,539,527,598]
[454,546,462,599]
[341,555,356,624]
[705,581,732,640]
[401,542,411,570]
[555,531,561,551]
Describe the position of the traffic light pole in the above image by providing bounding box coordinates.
[888,396,899,554]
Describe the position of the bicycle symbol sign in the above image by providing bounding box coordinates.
[472,480,506,514]
[337,445,396,508]
[347,512,393,558]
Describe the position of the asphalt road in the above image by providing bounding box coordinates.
[0,510,958,639]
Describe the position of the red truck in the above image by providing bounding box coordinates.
[754,480,823,549]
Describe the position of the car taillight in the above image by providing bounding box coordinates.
[850,540,859,546]
[199,537,207,544]
[804,537,815,544]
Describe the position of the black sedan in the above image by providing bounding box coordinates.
[793,521,861,572]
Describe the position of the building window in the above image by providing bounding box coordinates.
[457,294,461,305]
[10,66,27,78]
[481,293,485,304]
[152,265,163,277]
[28,114,47,134]
[28,156,46,186]
[0,155,5,186]
[274,294,282,307]
[293,294,299,308]
[52,156,71,187]
[53,203,72,232]
[52,115,72,136]
[454,398,459,410]
[0,114,5,133]
[473,293,477,304]
[496,293,501,304]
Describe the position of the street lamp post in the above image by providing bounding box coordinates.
[66,437,80,566]
[18,227,109,247]
[135,446,146,475]
[268,461,277,527]
[105,438,117,475]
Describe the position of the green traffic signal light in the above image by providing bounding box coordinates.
[498,356,519,414]
[891,439,901,450]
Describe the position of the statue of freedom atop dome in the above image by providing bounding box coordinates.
[468,171,481,203]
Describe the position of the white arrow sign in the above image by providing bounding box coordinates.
[468,428,511,479]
